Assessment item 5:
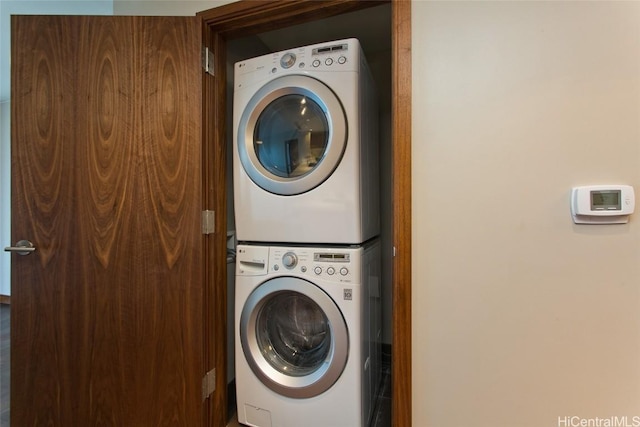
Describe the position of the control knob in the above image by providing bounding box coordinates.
[280,53,296,69]
[282,252,298,269]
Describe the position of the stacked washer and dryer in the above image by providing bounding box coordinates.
[233,39,381,427]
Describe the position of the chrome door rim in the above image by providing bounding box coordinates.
[240,276,349,398]
[237,75,347,195]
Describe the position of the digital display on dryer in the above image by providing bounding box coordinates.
[312,43,348,55]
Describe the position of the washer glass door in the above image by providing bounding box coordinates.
[237,75,347,195]
[240,277,349,398]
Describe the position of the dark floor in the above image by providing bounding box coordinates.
[0,304,9,427]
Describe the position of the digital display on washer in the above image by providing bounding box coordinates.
[314,253,350,262]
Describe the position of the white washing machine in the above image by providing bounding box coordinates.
[235,240,381,427]
[233,38,379,245]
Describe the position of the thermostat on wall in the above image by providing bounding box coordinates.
[571,185,635,224]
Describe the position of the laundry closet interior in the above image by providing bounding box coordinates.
[211,2,394,426]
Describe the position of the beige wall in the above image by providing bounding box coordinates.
[412,2,640,426]
[113,0,232,16]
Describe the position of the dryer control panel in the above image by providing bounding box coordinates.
[234,38,362,89]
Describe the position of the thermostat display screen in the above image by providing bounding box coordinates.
[591,190,621,210]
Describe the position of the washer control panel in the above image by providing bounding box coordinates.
[270,246,357,283]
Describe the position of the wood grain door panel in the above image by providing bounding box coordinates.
[11,15,204,426]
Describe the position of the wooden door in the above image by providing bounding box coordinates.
[10,15,206,426]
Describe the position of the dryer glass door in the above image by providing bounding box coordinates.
[240,277,349,398]
[254,94,328,179]
[237,75,347,195]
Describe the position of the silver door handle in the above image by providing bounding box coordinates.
[4,240,36,256]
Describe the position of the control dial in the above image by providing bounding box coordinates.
[282,252,298,269]
[280,53,296,69]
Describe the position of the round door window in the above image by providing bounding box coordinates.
[253,95,329,179]
[237,75,347,195]
[240,277,349,398]
[256,291,331,377]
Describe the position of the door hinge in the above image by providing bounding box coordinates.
[202,46,214,76]
[202,210,215,235]
[202,368,216,401]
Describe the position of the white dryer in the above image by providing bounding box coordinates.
[235,240,381,427]
[233,39,379,245]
